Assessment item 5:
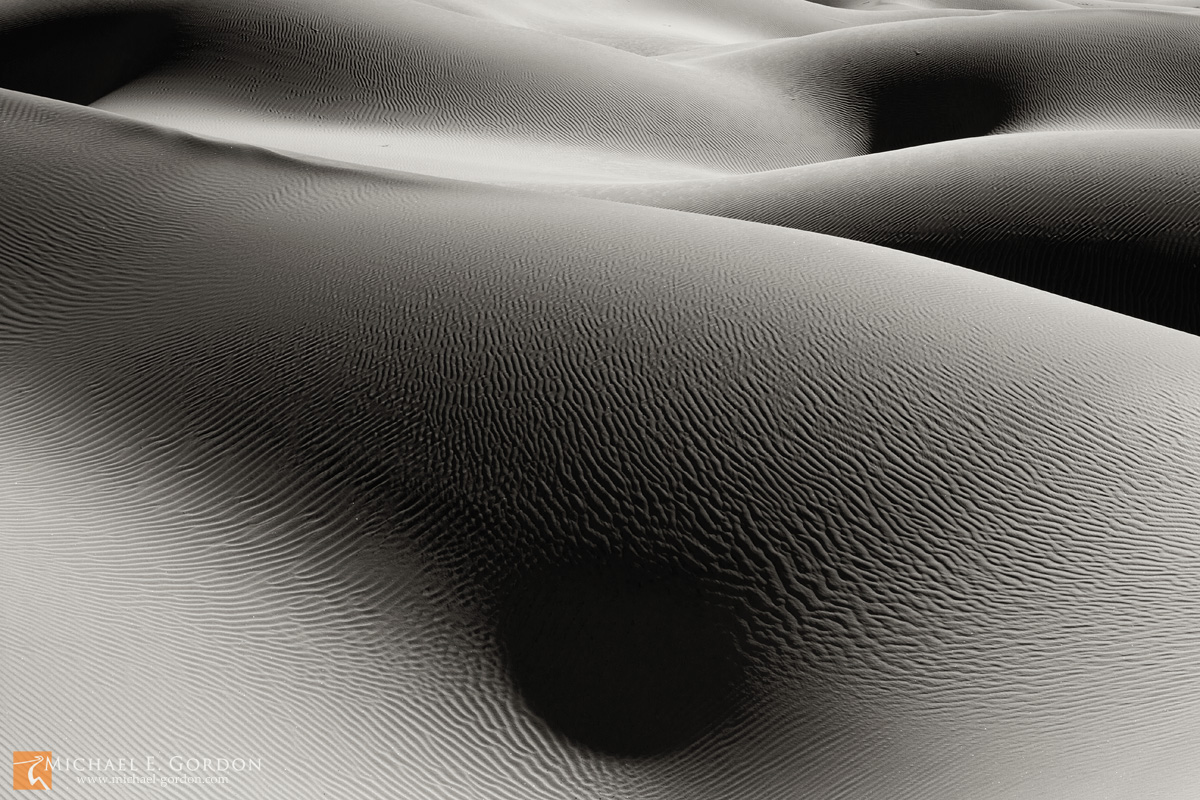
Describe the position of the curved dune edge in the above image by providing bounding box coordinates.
[77,7,1200,180]
[8,0,1191,336]
[3,3,1199,184]
[3,89,1200,799]
[523,129,1200,334]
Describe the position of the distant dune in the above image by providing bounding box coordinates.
[2,1,1200,799]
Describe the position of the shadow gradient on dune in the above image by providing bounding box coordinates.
[497,563,748,758]
[868,74,1011,152]
[0,9,181,105]
[881,235,1200,334]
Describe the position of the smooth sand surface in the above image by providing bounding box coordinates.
[3,1,1200,798]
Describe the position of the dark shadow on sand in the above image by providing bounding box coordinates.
[497,563,748,758]
[868,75,1011,152]
[0,9,182,105]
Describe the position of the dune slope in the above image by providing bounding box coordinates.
[552,130,1200,334]
[3,89,1200,799]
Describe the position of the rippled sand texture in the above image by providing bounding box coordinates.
[3,1,1200,798]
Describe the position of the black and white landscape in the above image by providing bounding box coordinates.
[2,0,1200,797]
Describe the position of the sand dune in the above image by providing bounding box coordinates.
[17,3,1196,183]
[666,10,1200,148]
[3,0,1200,798]
[547,130,1200,334]
[83,0,853,179]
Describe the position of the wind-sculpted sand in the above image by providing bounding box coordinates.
[2,1,1200,798]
